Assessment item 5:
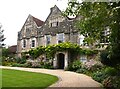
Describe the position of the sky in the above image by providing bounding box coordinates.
[0,0,68,47]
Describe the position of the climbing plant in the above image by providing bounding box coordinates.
[24,42,97,59]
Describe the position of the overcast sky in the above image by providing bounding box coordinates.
[0,0,68,47]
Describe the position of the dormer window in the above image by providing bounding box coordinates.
[51,21,59,27]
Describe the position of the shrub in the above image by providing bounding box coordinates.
[72,60,82,71]
[100,50,112,66]
[11,63,26,67]
[104,67,118,76]
[25,60,41,68]
[92,69,108,83]
[65,63,74,71]
[41,62,54,69]
[76,67,87,74]
[84,59,103,72]
[102,76,115,89]
[15,57,26,64]
[102,76,120,89]
[65,60,82,71]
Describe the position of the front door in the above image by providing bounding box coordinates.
[57,53,65,69]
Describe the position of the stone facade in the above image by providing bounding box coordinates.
[17,5,84,69]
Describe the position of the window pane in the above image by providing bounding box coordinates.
[46,35,50,45]
[32,40,35,47]
[23,40,26,48]
[58,33,64,43]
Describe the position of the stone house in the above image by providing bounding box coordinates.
[17,5,87,69]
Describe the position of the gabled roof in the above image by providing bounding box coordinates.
[44,5,62,23]
[32,16,44,27]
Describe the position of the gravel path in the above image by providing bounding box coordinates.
[1,66,102,88]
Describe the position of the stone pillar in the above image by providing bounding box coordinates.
[53,54,57,69]
[64,51,68,69]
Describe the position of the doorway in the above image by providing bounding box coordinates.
[57,53,65,69]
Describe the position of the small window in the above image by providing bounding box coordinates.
[23,40,26,48]
[31,40,35,47]
[80,55,87,63]
[51,22,59,27]
[46,35,50,45]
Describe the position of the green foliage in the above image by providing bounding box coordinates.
[66,60,82,71]
[26,42,97,60]
[11,63,27,67]
[92,66,119,86]
[72,60,82,71]
[76,67,87,74]
[92,69,108,83]
[65,1,110,46]
[28,46,45,59]
[41,62,54,69]
[15,57,26,64]
[2,48,10,57]
[104,67,118,76]
[102,76,120,89]
[65,0,120,67]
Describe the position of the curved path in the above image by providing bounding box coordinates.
[1,66,102,88]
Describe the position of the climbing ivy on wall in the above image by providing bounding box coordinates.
[24,42,97,59]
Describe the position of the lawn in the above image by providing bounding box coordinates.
[2,69,58,89]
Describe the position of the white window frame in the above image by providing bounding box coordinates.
[80,55,87,63]
[57,33,64,44]
[30,38,36,48]
[22,39,27,48]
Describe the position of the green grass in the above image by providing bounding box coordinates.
[2,69,58,89]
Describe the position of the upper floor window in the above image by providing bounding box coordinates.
[31,40,35,48]
[51,22,59,27]
[57,33,64,43]
[46,35,51,45]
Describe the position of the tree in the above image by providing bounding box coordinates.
[64,0,120,68]
[0,24,5,48]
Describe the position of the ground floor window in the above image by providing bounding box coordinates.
[80,55,87,63]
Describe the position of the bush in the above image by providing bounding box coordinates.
[15,57,26,64]
[102,76,114,88]
[11,63,26,67]
[104,67,118,76]
[41,62,54,69]
[76,67,87,74]
[25,60,41,68]
[84,59,103,72]
[92,68,108,83]
[65,60,82,71]
[102,76,120,89]
[100,50,112,66]
[72,60,82,71]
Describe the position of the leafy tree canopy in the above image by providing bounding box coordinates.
[64,0,120,68]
